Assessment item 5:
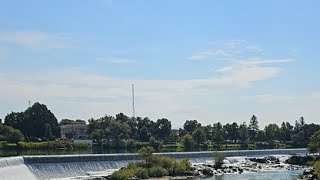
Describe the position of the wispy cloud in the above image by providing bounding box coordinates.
[189,50,233,60]
[242,94,296,103]
[97,57,136,64]
[215,58,292,86]
[0,31,71,50]
[189,40,263,61]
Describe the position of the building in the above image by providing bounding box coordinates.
[60,123,88,140]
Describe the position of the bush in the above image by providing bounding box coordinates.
[314,161,320,178]
[213,151,225,169]
[148,166,169,177]
[110,168,134,180]
[138,146,155,156]
[134,167,149,179]
[182,133,195,150]
[73,142,91,149]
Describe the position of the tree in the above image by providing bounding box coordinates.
[182,133,195,150]
[168,131,179,143]
[155,118,171,141]
[249,115,259,142]
[212,122,224,144]
[308,130,320,154]
[280,122,292,142]
[139,126,151,142]
[213,152,225,169]
[4,102,60,140]
[44,123,54,141]
[239,122,248,143]
[4,112,24,130]
[183,120,201,134]
[192,127,206,146]
[230,122,239,143]
[65,132,74,140]
[0,126,24,144]
[264,124,280,142]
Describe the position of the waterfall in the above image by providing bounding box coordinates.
[0,156,37,180]
[0,148,308,180]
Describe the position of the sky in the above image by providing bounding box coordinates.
[0,0,319,128]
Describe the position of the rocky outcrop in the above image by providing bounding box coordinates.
[248,156,280,164]
[299,168,318,180]
[285,155,315,166]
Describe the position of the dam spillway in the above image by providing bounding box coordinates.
[0,148,308,180]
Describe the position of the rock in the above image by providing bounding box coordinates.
[285,155,315,166]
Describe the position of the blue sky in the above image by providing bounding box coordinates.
[0,0,319,128]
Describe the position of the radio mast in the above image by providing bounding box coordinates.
[132,84,135,118]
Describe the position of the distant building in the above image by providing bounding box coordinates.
[60,124,88,140]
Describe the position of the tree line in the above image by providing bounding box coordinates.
[1,102,320,150]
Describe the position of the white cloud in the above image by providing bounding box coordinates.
[215,58,292,87]
[189,40,264,61]
[97,57,136,64]
[0,31,70,50]
[242,94,296,103]
[189,50,233,60]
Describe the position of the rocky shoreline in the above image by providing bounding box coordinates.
[55,155,315,180]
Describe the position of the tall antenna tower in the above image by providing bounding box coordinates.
[132,84,135,118]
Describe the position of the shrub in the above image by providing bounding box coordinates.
[213,151,225,169]
[314,161,320,178]
[182,133,195,150]
[148,166,169,177]
[110,168,134,180]
[134,167,149,179]
[73,142,91,149]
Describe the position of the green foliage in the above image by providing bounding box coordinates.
[213,151,225,169]
[149,136,162,150]
[308,130,320,153]
[183,120,201,134]
[134,167,149,179]
[4,102,60,140]
[313,161,320,178]
[0,125,24,144]
[111,154,191,179]
[155,118,172,141]
[17,140,75,149]
[73,142,91,149]
[110,168,134,180]
[264,124,280,142]
[139,126,151,142]
[182,133,195,150]
[192,127,206,146]
[148,166,169,177]
[59,119,86,125]
[138,146,155,159]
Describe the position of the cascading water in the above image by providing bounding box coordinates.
[0,148,308,180]
[0,156,37,180]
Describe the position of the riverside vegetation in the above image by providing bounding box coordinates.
[1,102,320,152]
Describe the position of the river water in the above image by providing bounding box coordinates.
[199,170,302,180]
[0,149,308,180]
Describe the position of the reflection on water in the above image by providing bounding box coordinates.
[0,149,137,157]
[199,170,302,180]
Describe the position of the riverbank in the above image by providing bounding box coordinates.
[52,155,308,180]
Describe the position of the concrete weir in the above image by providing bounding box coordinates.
[0,148,308,180]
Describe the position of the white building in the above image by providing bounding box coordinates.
[60,124,88,140]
